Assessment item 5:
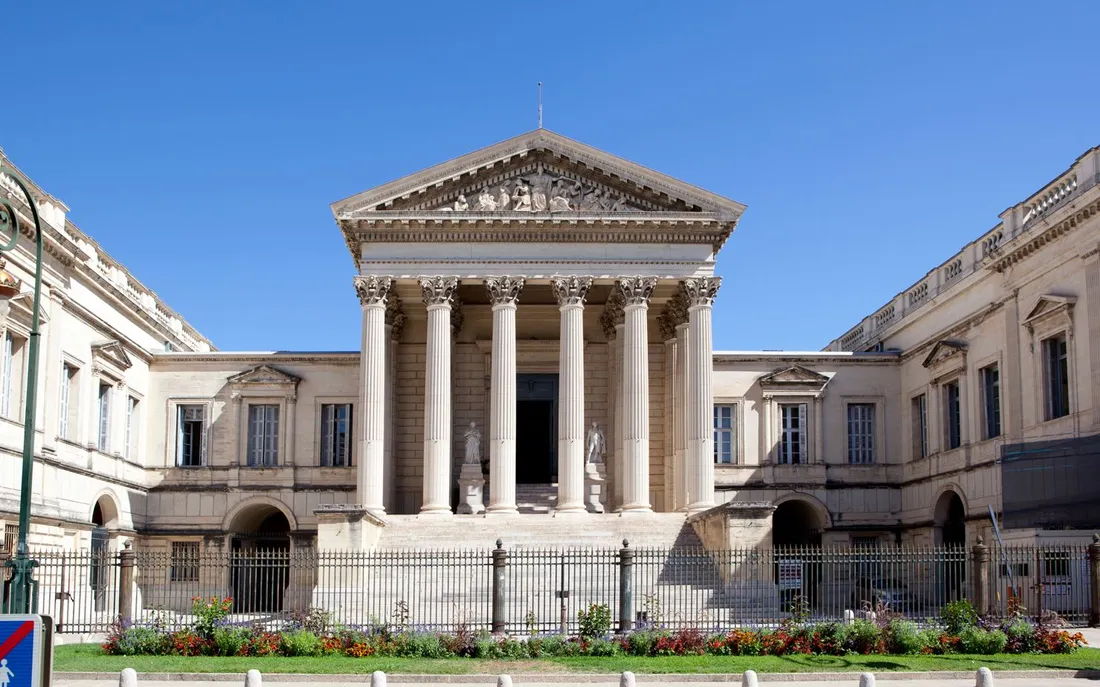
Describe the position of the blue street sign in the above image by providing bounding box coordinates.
[0,615,44,687]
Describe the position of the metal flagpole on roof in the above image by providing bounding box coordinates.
[538,82,543,129]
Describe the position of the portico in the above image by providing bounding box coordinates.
[332,129,745,517]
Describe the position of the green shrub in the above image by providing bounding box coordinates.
[211,627,250,656]
[958,627,1007,655]
[940,600,978,635]
[577,603,612,639]
[113,627,166,656]
[1004,617,1036,653]
[845,619,882,654]
[280,630,320,657]
[623,629,660,656]
[398,632,450,658]
[534,634,567,656]
[191,596,233,639]
[587,638,618,656]
[812,623,849,655]
[886,619,927,655]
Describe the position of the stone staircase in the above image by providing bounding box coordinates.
[515,483,558,514]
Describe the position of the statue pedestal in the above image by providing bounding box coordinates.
[457,462,485,515]
[584,461,606,513]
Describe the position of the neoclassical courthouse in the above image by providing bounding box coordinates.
[0,130,1098,558]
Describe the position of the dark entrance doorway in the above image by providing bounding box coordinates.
[516,374,557,484]
[231,509,290,613]
[934,490,967,601]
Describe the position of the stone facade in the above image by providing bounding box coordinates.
[0,135,1098,556]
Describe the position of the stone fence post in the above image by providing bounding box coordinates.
[1088,534,1100,627]
[618,539,633,633]
[118,541,135,622]
[970,537,990,617]
[492,539,507,634]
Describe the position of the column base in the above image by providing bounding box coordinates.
[553,505,587,517]
[417,506,453,518]
[485,505,519,516]
[618,503,653,515]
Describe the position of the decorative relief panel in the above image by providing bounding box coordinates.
[435,163,644,214]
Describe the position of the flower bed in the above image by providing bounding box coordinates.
[103,598,1086,659]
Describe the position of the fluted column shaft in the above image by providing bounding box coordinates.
[486,277,524,514]
[419,277,458,516]
[619,277,657,513]
[675,321,690,512]
[684,277,721,513]
[354,276,391,515]
[553,277,592,514]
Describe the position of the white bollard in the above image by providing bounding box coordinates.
[975,667,994,687]
[371,671,387,687]
[620,671,636,687]
[497,675,513,687]
[741,669,759,687]
[245,668,262,687]
[858,673,876,687]
[119,668,137,687]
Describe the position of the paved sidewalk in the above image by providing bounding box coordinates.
[50,678,1100,687]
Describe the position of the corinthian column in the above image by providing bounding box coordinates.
[552,276,592,515]
[353,276,392,515]
[485,276,524,514]
[683,276,721,513]
[419,276,458,516]
[618,277,657,513]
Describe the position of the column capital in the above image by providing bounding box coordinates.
[551,276,593,307]
[617,277,657,306]
[485,276,525,305]
[681,276,722,308]
[353,276,392,307]
[419,276,459,306]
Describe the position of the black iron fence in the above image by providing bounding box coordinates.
[3,541,1098,634]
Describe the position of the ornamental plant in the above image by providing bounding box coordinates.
[191,595,234,639]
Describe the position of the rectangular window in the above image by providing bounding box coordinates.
[1043,334,1070,420]
[981,364,1001,439]
[170,541,200,582]
[778,403,807,464]
[912,394,928,459]
[944,381,961,450]
[59,362,74,438]
[247,404,280,467]
[125,396,138,460]
[713,403,737,464]
[320,403,352,467]
[847,403,875,464]
[3,523,16,553]
[177,405,206,467]
[97,383,111,452]
[0,331,23,420]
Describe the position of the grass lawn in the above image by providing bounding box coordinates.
[53,644,1100,675]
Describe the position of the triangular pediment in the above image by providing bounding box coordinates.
[922,340,967,369]
[759,365,831,387]
[1022,294,1076,326]
[90,340,132,371]
[332,129,745,220]
[227,364,301,386]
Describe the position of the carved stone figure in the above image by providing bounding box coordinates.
[464,422,481,465]
[497,185,511,211]
[476,188,497,211]
[585,422,606,463]
[531,184,547,212]
[454,194,468,211]
[512,183,531,212]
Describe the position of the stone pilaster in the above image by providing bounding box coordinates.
[485,276,524,515]
[683,276,720,513]
[618,276,657,513]
[353,276,392,515]
[552,276,592,515]
[419,276,458,516]
[675,319,690,511]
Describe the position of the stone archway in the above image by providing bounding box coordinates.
[226,500,293,614]
[772,496,828,613]
[933,488,967,601]
[89,493,120,612]
[772,497,826,547]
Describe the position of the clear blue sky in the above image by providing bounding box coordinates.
[4,2,1098,352]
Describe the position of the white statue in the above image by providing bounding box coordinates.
[464,422,481,465]
[512,183,531,211]
[585,422,605,463]
[497,185,511,211]
[454,194,468,211]
[476,188,497,211]
[531,184,547,212]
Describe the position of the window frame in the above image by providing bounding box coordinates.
[96,381,112,452]
[319,402,353,467]
[979,362,1002,440]
[0,329,27,421]
[712,401,739,465]
[943,379,962,450]
[247,403,281,468]
[169,399,213,469]
[911,392,928,460]
[58,360,80,440]
[777,402,808,465]
[846,402,877,465]
[1042,333,1071,421]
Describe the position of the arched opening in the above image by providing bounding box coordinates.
[90,495,119,612]
[772,498,826,614]
[228,503,292,614]
[933,489,967,601]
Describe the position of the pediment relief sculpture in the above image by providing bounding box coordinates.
[921,340,967,369]
[227,364,302,388]
[435,166,644,214]
[758,365,830,392]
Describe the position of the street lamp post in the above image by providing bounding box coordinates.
[0,162,45,614]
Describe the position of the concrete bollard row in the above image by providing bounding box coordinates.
[245,669,262,687]
[858,673,875,687]
[619,671,634,687]
[498,676,513,687]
